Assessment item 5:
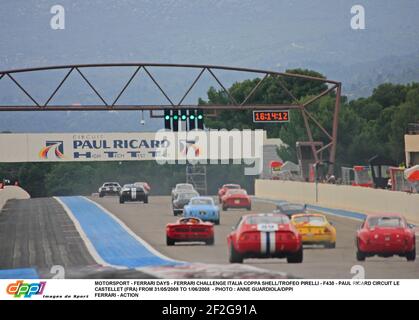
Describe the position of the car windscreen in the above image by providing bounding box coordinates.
[178,193,198,199]
[368,217,404,228]
[177,184,194,190]
[104,183,118,187]
[246,215,289,225]
[180,218,201,224]
[123,184,133,188]
[225,185,240,189]
[293,216,326,226]
[190,198,213,206]
[226,189,247,195]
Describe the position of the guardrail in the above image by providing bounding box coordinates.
[0,186,30,211]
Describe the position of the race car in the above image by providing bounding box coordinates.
[98,182,121,197]
[217,183,241,202]
[356,214,416,261]
[274,202,307,218]
[119,184,148,204]
[227,213,303,263]
[166,217,214,246]
[221,189,251,211]
[172,190,200,216]
[184,197,220,225]
[134,181,151,192]
[291,213,337,248]
[171,183,196,200]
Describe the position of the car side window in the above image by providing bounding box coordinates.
[233,217,243,230]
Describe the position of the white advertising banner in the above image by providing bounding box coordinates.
[0,130,264,163]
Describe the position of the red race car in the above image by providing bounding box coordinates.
[166,217,214,246]
[221,189,251,211]
[218,184,241,202]
[227,213,303,263]
[356,214,416,261]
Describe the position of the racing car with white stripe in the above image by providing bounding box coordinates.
[227,213,303,263]
[119,184,148,204]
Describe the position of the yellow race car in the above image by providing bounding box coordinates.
[291,213,336,248]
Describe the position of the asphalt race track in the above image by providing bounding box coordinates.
[0,195,418,279]
[0,198,155,279]
[0,198,95,270]
[91,196,419,279]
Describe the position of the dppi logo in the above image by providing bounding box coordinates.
[39,140,64,159]
[179,140,200,157]
[6,280,46,298]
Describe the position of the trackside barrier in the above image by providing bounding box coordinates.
[255,180,419,224]
[0,186,30,212]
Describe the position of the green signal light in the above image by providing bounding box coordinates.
[181,115,187,121]
[164,115,170,120]
[173,115,179,120]
[190,114,195,120]
[197,114,203,120]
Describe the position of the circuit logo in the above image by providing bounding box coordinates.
[39,140,64,159]
[6,280,46,298]
[179,139,200,157]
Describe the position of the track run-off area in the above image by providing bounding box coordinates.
[0,194,418,279]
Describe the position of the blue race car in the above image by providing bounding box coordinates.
[183,197,220,225]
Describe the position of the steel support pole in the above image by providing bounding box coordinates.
[328,84,341,174]
[301,107,319,163]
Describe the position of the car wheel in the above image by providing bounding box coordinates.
[166,236,175,246]
[99,193,104,198]
[229,244,243,263]
[222,206,227,211]
[406,247,416,261]
[119,198,124,204]
[215,219,220,225]
[246,206,251,211]
[173,211,178,216]
[144,196,148,204]
[287,247,303,263]
[206,237,215,246]
[356,250,366,261]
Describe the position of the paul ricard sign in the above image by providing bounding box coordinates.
[0,130,264,174]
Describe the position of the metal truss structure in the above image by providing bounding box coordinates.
[0,63,341,167]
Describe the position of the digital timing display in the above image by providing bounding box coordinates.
[252,110,290,123]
